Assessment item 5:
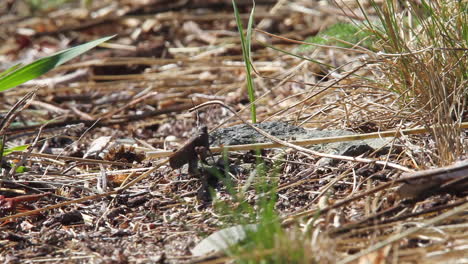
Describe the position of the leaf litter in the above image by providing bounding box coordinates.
[0,0,467,263]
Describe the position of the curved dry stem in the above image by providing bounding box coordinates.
[189,100,413,172]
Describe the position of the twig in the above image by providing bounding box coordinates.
[283,159,468,226]
[337,198,468,264]
[0,91,35,136]
[0,192,51,211]
[9,152,135,167]
[255,28,372,54]
[0,160,167,223]
[333,197,468,236]
[397,160,468,199]
[281,179,398,226]
[6,122,46,178]
[189,100,412,172]
[99,91,159,120]
[5,103,193,139]
[146,121,468,158]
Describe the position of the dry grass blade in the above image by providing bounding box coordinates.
[147,121,468,158]
[190,100,412,172]
[337,199,468,264]
[358,0,468,165]
[0,160,166,223]
[9,152,136,167]
[1,0,466,262]
[0,91,35,136]
[284,158,468,226]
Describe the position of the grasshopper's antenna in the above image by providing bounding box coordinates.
[190,98,202,128]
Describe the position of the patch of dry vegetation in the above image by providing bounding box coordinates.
[0,0,466,263]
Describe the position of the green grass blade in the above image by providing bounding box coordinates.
[233,0,257,123]
[0,35,116,92]
[0,63,23,79]
[3,144,30,156]
[246,1,255,57]
[245,1,256,123]
[258,41,374,82]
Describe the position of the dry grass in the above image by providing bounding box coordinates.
[0,0,466,263]
[358,0,467,164]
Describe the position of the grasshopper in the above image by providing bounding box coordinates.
[169,126,210,174]
[169,126,214,201]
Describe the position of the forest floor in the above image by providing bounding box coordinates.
[0,0,467,263]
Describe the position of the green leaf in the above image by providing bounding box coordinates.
[0,35,116,92]
[15,166,28,173]
[3,144,30,156]
[245,1,255,57]
[0,63,23,79]
[300,23,374,52]
[233,0,257,123]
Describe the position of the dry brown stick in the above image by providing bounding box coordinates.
[329,202,406,236]
[284,159,468,226]
[255,28,372,54]
[0,91,35,136]
[0,180,68,200]
[189,100,412,172]
[0,192,52,211]
[0,160,166,223]
[5,103,193,138]
[126,0,278,16]
[9,152,135,167]
[147,122,468,158]
[0,188,117,222]
[55,55,252,71]
[282,180,398,226]
[34,15,120,37]
[99,91,159,120]
[120,159,168,190]
[397,160,468,199]
[337,198,468,264]
[337,197,468,235]
[7,122,46,178]
[400,159,468,180]
[377,198,468,225]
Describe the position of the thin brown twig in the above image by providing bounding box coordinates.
[147,121,468,159]
[284,160,468,226]
[335,197,468,237]
[9,152,135,167]
[0,160,166,223]
[189,100,412,172]
[5,103,193,139]
[337,198,468,264]
[282,179,398,226]
[99,91,159,120]
[0,91,35,137]
[7,122,46,178]
[255,28,372,54]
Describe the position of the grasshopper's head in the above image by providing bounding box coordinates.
[200,126,208,134]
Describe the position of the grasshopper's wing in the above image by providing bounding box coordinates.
[169,144,197,169]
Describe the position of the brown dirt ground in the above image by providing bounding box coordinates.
[0,0,467,263]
